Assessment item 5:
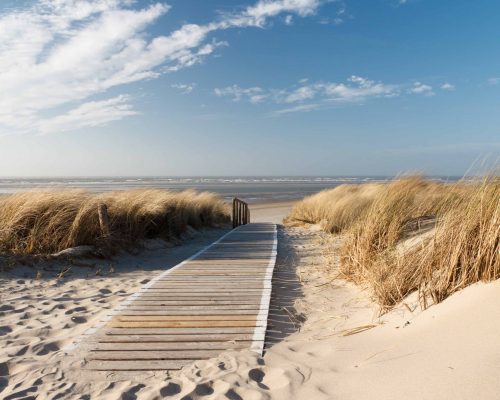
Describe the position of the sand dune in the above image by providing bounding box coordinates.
[1,203,499,399]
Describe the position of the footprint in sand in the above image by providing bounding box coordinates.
[159,382,181,396]
[65,306,86,315]
[225,389,244,400]
[195,383,214,396]
[33,341,60,355]
[121,384,145,400]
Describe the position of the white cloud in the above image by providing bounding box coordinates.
[0,0,325,135]
[272,103,322,115]
[284,14,294,25]
[171,83,196,94]
[215,75,400,113]
[37,95,138,135]
[409,82,434,96]
[488,77,500,86]
[284,85,317,102]
[214,85,268,103]
[441,82,455,91]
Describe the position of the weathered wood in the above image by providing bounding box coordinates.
[97,334,255,342]
[94,341,253,351]
[87,360,190,371]
[114,315,257,321]
[97,203,111,238]
[108,320,260,328]
[82,222,276,372]
[115,310,261,315]
[89,350,231,360]
[123,307,281,312]
[129,300,263,305]
[102,327,256,335]
[232,198,250,228]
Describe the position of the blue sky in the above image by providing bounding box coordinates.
[0,0,498,177]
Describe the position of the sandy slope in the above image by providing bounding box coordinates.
[1,203,500,399]
[0,228,229,399]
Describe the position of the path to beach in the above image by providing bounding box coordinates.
[75,223,278,372]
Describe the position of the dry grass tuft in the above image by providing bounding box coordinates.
[287,175,499,310]
[284,183,382,233]
[0,189,230,255]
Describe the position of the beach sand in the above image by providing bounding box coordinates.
[1,201,499,399]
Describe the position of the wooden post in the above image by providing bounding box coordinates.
[232,198,250,228]
[238,202,243,225]
[232,199,237,229]
[98,203,111,238]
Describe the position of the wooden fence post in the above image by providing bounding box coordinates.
[232,198,250,228]
[98,203,111,239]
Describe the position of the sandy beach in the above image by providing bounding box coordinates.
[1,198,500,399]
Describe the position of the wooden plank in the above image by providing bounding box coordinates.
[97,333,255,342]
[102,327,256,335]
[139,289,265,293]
[114,310,261,316]
[129,300,263,305]
[94,341,253,351]
[135,294,264,298]
[125,305,264,310]
[108,320,260,328]
[87,360,190,371]
[89,350,225,360]
[114,315,257,321]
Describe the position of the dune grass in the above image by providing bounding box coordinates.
[0,189,230,255]
[284,183,382,233]
[286,175,499,310]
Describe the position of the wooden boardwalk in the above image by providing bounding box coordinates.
[85,222,277,371]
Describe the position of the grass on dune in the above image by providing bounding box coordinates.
[0,189,230,255]
[284,183,382,233]
[286,175,500,310]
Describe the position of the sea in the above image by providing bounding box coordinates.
[0,176,458,203]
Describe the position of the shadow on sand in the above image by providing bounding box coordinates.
[264,225,306,350]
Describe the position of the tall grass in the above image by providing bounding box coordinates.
[284,183,382,233]
[0,189,230,255]
[286,176,499,310]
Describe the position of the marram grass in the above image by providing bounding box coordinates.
[0,189,230,255]
[286,175,499,310]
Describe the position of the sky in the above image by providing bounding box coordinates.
[0,0,498,177]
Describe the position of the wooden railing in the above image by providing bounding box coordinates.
[232,198,250,228]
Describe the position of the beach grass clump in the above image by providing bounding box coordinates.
[0,189,230,255]
[284,183,382,233]
[287,175,499,310]
[340,176,499,309]
[410,176,499,306]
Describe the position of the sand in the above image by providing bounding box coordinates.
[1,201,500,399]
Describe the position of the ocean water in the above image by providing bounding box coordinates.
[0,176,454,203]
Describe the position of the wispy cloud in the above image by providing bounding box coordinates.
[215,75,400,113]
[441,82,455,91]
[488,77,500,86]
[409,82,435,96]
[214,86,268,104]
[171,83,196,94]
[37,95,138,135]
[0,0,326,135]
[215,76,458,114]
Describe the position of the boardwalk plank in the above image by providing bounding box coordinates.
[94,341,253,351]
[83,223,276,372]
